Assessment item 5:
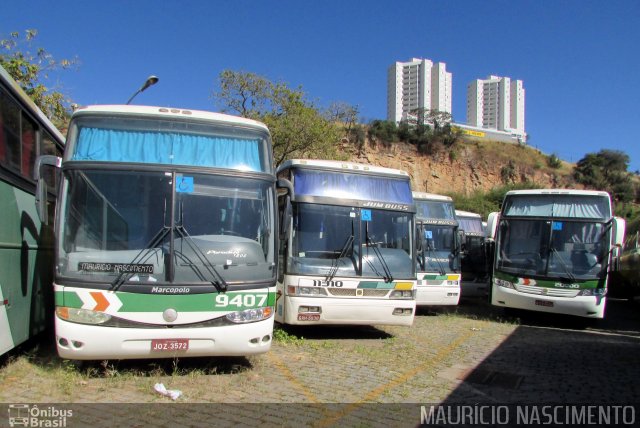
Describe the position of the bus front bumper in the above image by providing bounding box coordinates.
[281,296,415,326]
[54,316,274,360]
[415,284,460,306]
[491,285,606,318]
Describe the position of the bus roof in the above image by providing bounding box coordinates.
[0,65,65,143]
[278,159,410,178]
[412,192,452,202]
[455,210,482,218]
[71,105,270,132]
[505,189,610,198]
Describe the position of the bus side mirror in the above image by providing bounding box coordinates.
[34,155,62,225]
[280,195,292,241]
[457,230,466,252]
[277,178,293,241]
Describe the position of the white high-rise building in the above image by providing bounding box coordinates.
[466,75,525,137]
[387,58,452,124]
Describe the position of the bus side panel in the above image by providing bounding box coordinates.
[0,182,54,354]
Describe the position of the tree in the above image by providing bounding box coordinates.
[213,70,272,118]
[574,149,635,202]
[367,120,397,144]
[325,101,359,135]
[0,29,77,128]
[213,70,345,167]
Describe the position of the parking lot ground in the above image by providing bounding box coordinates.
[1,297,639,426]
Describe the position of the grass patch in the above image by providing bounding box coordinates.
[272,326,305,346]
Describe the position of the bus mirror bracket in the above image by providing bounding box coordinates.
[276,178,293,197]
[457,230,466,253]
[34,155,62,225]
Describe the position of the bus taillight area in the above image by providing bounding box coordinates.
[54,315,275,360]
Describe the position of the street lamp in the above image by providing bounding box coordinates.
[126,75,159,105]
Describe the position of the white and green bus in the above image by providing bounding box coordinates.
[275,159,416,325]
[489,189,625,318]
[413,192,461,305]
[0,65,64,356]
[35,105,280,359]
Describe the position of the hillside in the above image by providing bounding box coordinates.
[340,137,575,195]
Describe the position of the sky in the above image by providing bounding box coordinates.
[3,0,639,172]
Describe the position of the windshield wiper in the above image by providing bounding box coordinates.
[174,201,228,292]
[111,225,171,291]
[325,219,354,282]
[425,242,447,276]
[550,247,576,282]
[364,222,393,283]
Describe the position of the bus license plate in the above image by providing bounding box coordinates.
[297,313,320,321]
[151,339,189,351]
[535,300,554,307]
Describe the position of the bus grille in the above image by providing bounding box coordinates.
[327,288,390,297]
[514,284,580,298]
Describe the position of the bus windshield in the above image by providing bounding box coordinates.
[58,169,275,285]
[289,203,414,279]
[496,218,609,280]
[416,223,457,272]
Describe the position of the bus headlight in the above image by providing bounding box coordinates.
[577,288,606,297]
[495,278,515,289]
[390,290,414,299]
[56,307,112,325]
[287,286,328,296]
[226,306,273,323]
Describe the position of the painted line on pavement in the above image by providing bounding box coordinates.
[313,328,476,428]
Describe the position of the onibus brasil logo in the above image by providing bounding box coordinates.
[7,404,73,427]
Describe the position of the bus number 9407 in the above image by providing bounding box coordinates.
[215,293,268,307]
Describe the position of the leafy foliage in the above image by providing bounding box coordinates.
[366,110,461,156]
[0,29,77,128]
[500,160,517,184]
[546,153,562,169]
[573,149,635,202]
[213,70,347,166]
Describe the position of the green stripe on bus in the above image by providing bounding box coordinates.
[56,290,275,312]
[357,281,396,290]
[493,271,600,289]
[421,274,447,280]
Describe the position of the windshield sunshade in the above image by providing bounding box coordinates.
[72,127,261,171]
[293,169,412,204]
[503,195,610,220]
[416,200,455,220]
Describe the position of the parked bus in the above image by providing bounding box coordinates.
[35,105,280,359]
[0,65,65,356]
[489,189,625,318]
[413,192,461,305]
[275,159,416,325]
[456,210,490,297]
